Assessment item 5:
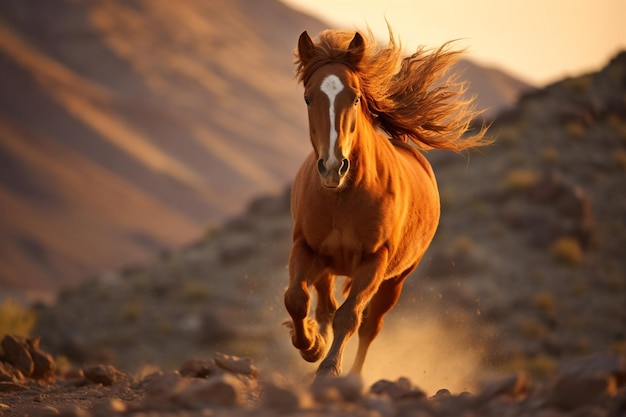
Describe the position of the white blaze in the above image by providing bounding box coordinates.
[320,74,344,166]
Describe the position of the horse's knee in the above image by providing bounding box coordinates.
[284,285,309,320]
[333,303,360,336]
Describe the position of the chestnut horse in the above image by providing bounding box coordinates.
[284,28,490,378]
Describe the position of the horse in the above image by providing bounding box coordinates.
[284,27,491,379]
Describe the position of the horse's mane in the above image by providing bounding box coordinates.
[295,27,492,151]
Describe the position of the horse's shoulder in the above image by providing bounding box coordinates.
[390,139,435,180]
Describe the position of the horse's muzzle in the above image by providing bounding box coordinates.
[317,158,349,188]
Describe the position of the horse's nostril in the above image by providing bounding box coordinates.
[339,158,350,176]
[317,158,327,175]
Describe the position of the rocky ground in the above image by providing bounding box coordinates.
[1,335,625,416]
[1,50,625,417]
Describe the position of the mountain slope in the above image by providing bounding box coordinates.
[34,51,626,391]
[0,0,532,296]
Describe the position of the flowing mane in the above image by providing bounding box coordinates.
[295,27,491,151]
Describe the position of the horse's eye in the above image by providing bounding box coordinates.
[304,96,311,106]
[354,96,361,106]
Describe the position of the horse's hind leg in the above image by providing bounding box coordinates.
[348,267,413,375]
[284,240,328,362]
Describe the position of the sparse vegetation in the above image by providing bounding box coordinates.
[121,300,144,322]
[565,121,586,139]
[540,146,559,164]
[0,298,37,338]
[499,168,539,192]
[520,318,548,340]
[175,281,212,303]
[607,113,626,141]
[549,237,583,266]
[612,148,626,170]
[563,74,592,94]
[526,354,558,378]
[532,291,556,316]
[495,126,520,147]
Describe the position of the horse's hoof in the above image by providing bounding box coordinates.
[300,333,326,362]
[316,360,341,377]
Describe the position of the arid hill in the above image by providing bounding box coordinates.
[31,50,626,391]
[0,0,532,298]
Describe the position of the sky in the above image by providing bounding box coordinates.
[281,0,626,86]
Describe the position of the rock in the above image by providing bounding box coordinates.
[262,378,313,410]
[18,405,60,417]
[174,373,245,408]
[178,358,217,378]
[89,399,127,417]
[473,372,530,405]
[30,346,56,381]
[56,404,92,417]
[0,381,27,392]
[140,371,193,410]
[359,396,396,417]
[311,374,364,403]
[213,352,258,377]
[83,364,126,386]
[433,388,451,398]
[142,371,188,398]
[371,377,424,400]
[1,335,34,377]
[0,362,24,382]
[546,371,617,411]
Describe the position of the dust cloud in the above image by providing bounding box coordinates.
[346,314,486,395]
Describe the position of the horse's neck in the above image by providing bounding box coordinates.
[350,121,394,187]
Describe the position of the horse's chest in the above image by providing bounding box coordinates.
[318,227,355,256]
[307,208,382,273]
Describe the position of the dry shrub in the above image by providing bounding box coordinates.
[549,237,583,266]
[121,300,144,322]
[612,148,626,170]
[0,298,37,337]
[503,354,557,379]
[563,75,592,94]
[527,354,558,378]
[607,113,626,141]
[565,121,585,139]
[500,168,539,192]
[521,318,548,340]
[496,126,520,147]
[532,291,556,315]
[540,146,559,164]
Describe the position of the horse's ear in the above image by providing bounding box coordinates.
[346,32,365,66]
[298,31,315,65]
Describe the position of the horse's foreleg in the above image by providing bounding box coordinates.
[316,249,389,377]
[349,274,406,375]
[284,240,327,362]
[314,274,337,347]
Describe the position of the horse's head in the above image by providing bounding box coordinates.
[298,31,365,189]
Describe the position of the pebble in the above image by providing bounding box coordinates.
[262,378,313,410]
[546,371,617,411]
[213,352,258,377]
[311,374,364,403]
[83,364,126,386]
[178,358,217,378]
[173,373,245,408]
[1,335,34,377]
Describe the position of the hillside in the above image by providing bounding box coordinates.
[0,0,532,298]
[30,50,626,392]
[0,0,324,295]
